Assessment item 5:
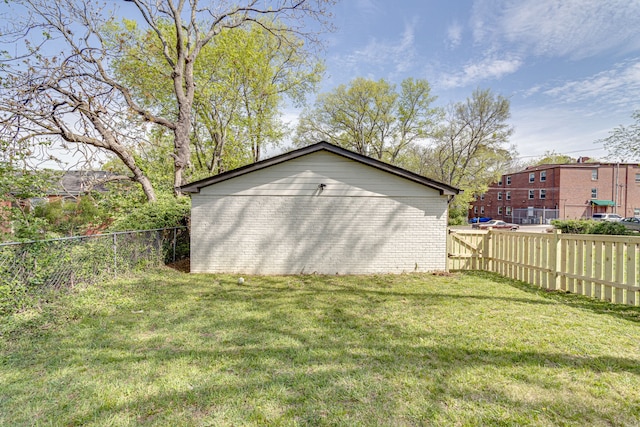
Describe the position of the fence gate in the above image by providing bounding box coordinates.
[447,229,487,270]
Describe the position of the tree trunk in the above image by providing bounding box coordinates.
[133,170,157,203]
[173,120,192,196]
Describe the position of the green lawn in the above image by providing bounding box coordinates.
[1,269,639,426]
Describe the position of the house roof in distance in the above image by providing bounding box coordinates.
[53,170,116,196]
[6,170,117,197]
[179,141,461,196]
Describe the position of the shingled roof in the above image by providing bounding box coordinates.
[48,170,116,197]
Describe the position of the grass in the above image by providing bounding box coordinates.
[1,269,640,426]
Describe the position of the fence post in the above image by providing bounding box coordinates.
[113,233,117,278]
[549,229,562,290]
[483,231,492,271]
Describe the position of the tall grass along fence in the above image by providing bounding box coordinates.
[448,229,640,306]
[0,227,189,314]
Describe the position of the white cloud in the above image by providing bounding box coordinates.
[334,19,418,77]
[355,0,381,16]
[439,56,522,88]
[542,60,640,113]
[471,0,640,59]
[446,21,462,49]
[520,85,542,98]
[511,59,640,159]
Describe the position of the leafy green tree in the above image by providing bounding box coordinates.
[296,77,439,162]
[600,110,640,161]
[411,89,515,224]
[5,0,334,196]
[110,21,322,178]
[527,150,575,166]
[119,0,332,194]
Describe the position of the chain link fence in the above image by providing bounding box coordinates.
[0,227,189,314]
[512,208,559,225]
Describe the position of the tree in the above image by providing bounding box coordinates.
[296,77,439,162]
[110,20,322,177]
[124,0,332,194]
[0,54,158,202]
[414,89,515,223]
[101,128,177,194]
[525,150,575,166]
[601,110,640,161]
[4,0,334,196]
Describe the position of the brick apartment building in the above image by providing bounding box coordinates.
[470,160,640,224]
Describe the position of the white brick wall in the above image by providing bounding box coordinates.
[190,151,450,274]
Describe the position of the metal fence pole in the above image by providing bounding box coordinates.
[172,227,177,263]
[113,233,117,277]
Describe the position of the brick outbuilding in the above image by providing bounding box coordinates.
[181,141,460,275]
[471,160,640,223]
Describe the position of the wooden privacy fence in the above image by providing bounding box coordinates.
[448,229,640,306]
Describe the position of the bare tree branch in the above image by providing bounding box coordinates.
[3,0,334,197]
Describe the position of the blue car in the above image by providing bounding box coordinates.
[468,217,492,224]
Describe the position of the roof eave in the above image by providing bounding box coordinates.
[179,141,461,196]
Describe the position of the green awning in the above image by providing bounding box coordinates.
[590,200,615,206]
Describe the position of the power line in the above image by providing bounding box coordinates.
[516,147,605,159]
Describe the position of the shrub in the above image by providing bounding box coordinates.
[33,196,109,237]
[109,195,190,231]
[551,219,592,234]
[588,221,630,235]
[551,219,630,235]
[448,205,469,226]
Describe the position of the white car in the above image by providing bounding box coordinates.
[592,213,622,222]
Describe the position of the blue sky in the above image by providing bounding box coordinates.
[305,0,640,160]
[3,0,640,165]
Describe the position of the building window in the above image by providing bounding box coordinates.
[506,176,512,185]
[591,188,597,199]
[528,190,535,199]
[480,206,485,214]
[498,178,503,186]
[592,169,598,180]
[634,208,640,217]
[497,207,503,215]
[635,174,640,184]
[497,192,502,200]
[540,171,546,182]
[506,206,512,215]
[506,191,511,200]
[540,189,546,199]
[473,206,478,214]
[529,172,535,183]
[480,194,485,201]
